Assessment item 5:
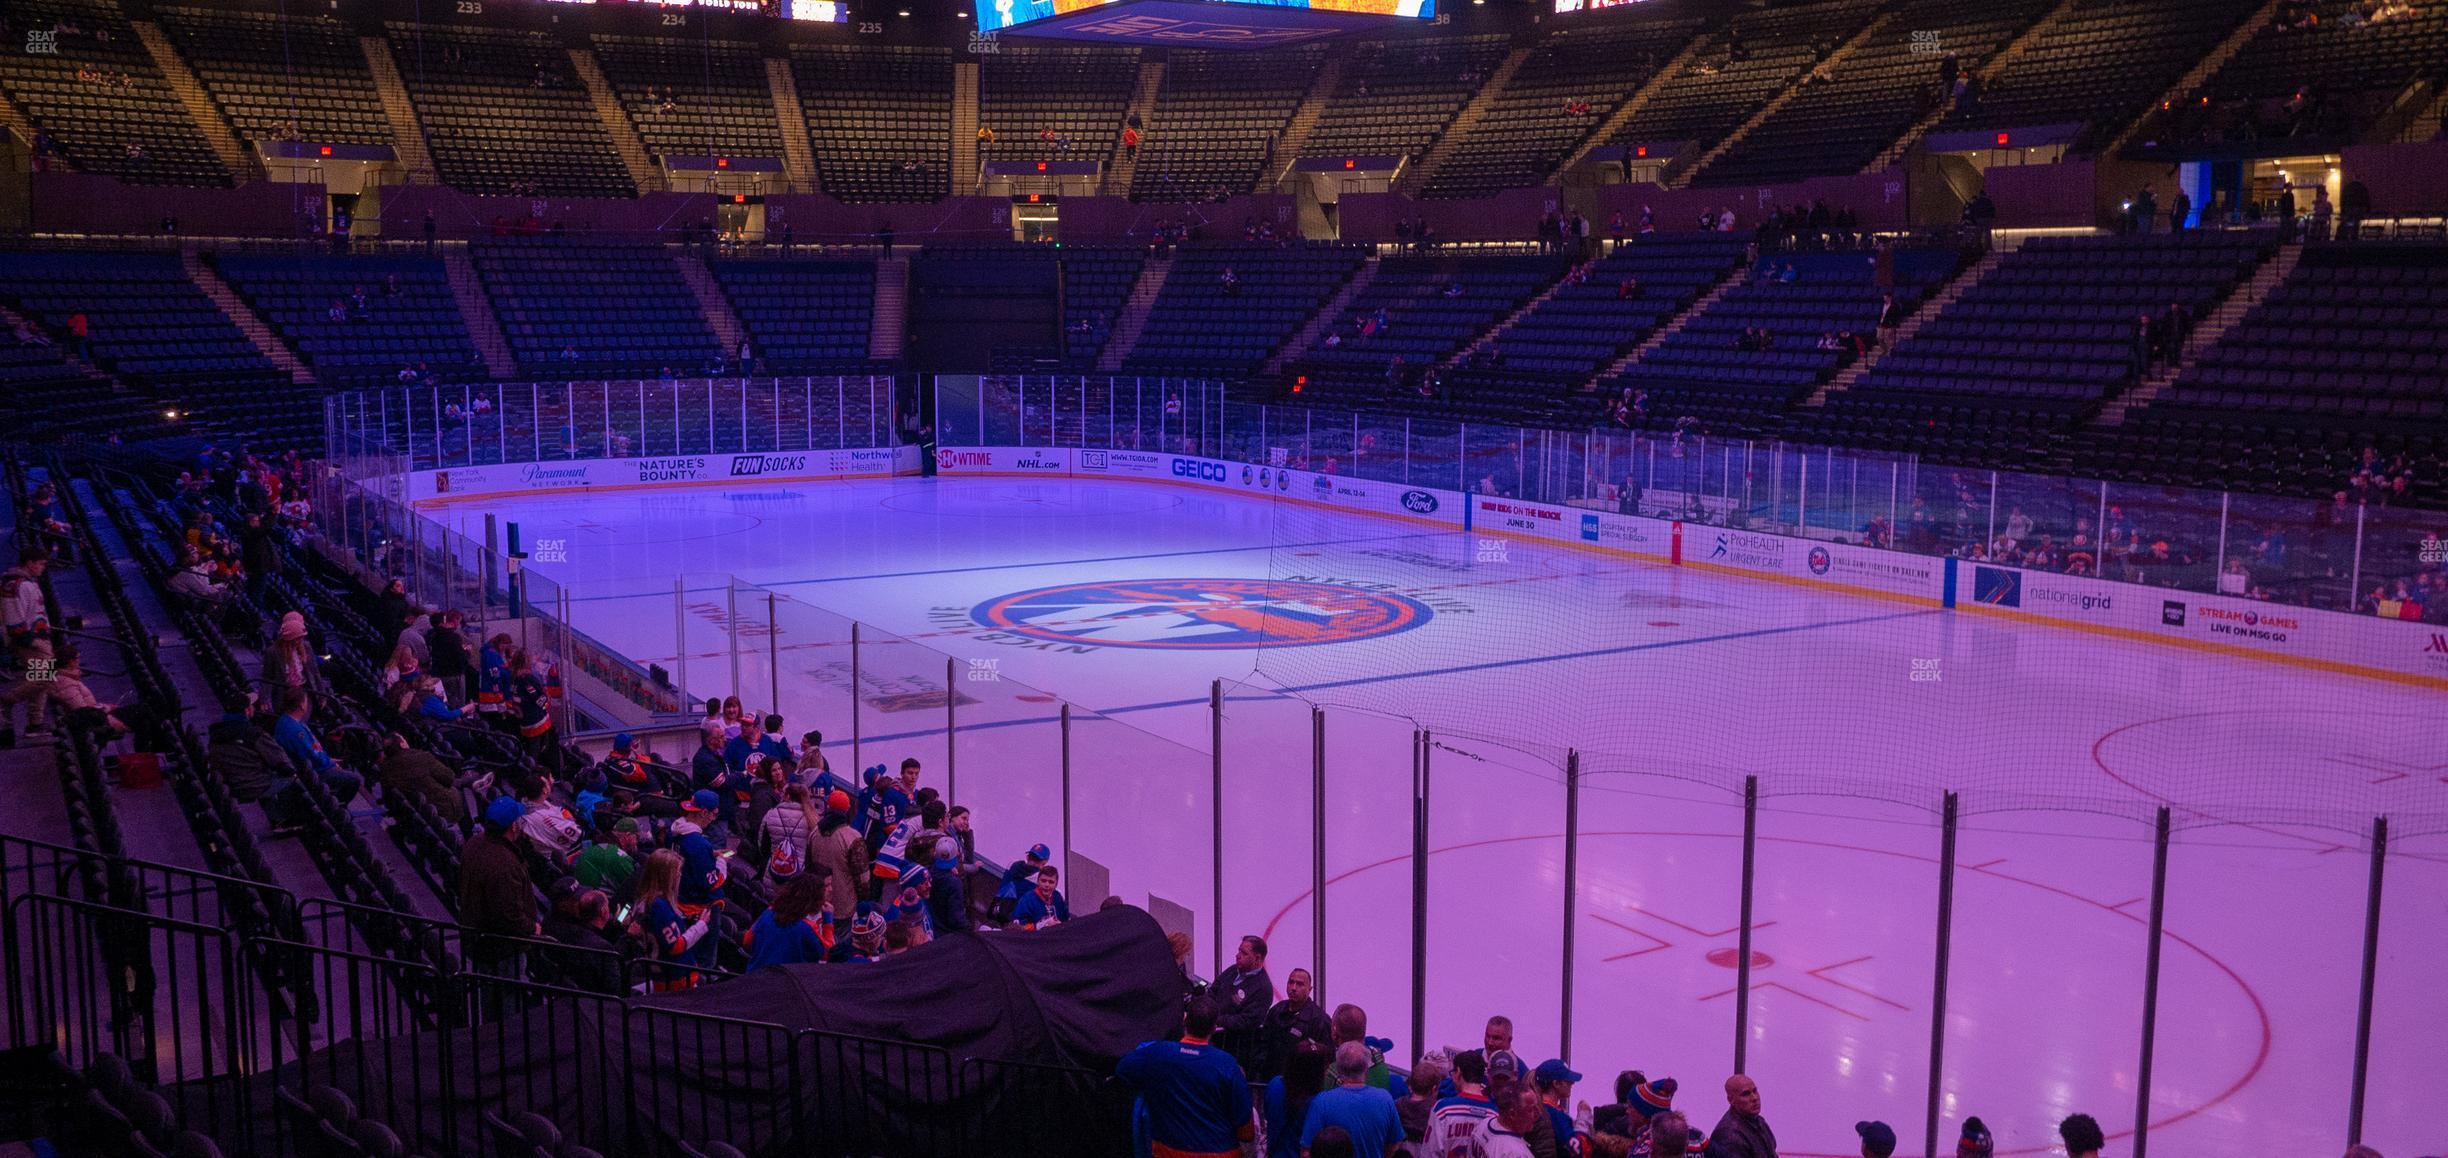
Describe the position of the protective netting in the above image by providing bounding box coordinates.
[1227,407,2448,842]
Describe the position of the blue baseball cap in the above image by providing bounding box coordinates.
[1533,1059,1582,1085]
[1027,843,1052,862]
[610,732,634,753]
[684,789,719,813]
[483,797,524,831]
[1857,1121,1898,1157]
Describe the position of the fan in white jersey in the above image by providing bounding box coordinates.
[1421,1049,1498,1158]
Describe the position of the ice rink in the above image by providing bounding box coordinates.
[465,474,2448,1158]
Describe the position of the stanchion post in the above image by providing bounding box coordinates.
[727,583,742,703]
[1561,749,1580,1062]
[1060,703,1073,887]
[946,656,958,809]
[2347,815,2388,1145]
[1210,679,1224,981]
[672,576,688,709]
[1411,728,1431,1065]
[1734,775,1757,1075]
[1924,791,1960,1158]
[1312,705,1327,1002]
[765,592,779,713]
[2134,806,2172,1158]
[849,622,862,771]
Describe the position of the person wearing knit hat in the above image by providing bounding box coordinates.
[1855,1119,1897,1158]
[810,785,868,924]
[1632,1075,1678,1118]
[829,902,887,963]
[1957,1116,1993,1156]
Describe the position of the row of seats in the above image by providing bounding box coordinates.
[161,7,392,149]
[211,253,484,387]
[469,241,721,376]
[709,257,877,371]
[1788,231,2276,466]
[1415,235,1760,426]
[1303,34,1511,165]
[1425,19,1706,199]
[792,44,952,203]
[1608,246,1965,434]
[978,46,1137,164]
[1941,0,2257,155]
[2083,240,2448,499]
[594,34,785,164]
[0,250,313,447]
[0,0,232,185]
[1698,0,2055,186]
[1130,48,1323,202]
[1291,253,1569,399]
[386,23,636,198]
[1121,242,1367,378]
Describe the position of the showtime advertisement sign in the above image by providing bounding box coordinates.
[934,447,1071,473]
[410,446,918,501]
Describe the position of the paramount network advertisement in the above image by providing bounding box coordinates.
[934,445,1463,525]
[976,0,1432,36]
[408,446,914,500]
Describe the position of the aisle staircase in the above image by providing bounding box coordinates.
[1102,59,1164,196]
[132,20,260,183]
[1864,0,2082,171]
[673,251,746,355]
[869,256,908,360]
[360,36,437,182]
[1095,256,1173,371]
[1396,46,1532,197]
[1443,267,1574,368]
[1798,246,2005,410]
[1677,12,1895,188]
[2095,239,2302,425]
[2100,0,2285,158]
[952,61,981,191]
[766,57,819,193]
[567,47,662,194]
[0,93,55,171]
[1259,51,1345,192]
[1581,263,1747,390]
[1556,35,1710,175]
[440,247,517,379]
[181,246,313,385]
[1264,255,1380,375]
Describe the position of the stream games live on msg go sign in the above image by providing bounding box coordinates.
[978,0,1435,47]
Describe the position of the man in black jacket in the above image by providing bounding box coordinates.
[1255,965,1332,1081]
[1211,934,1275,1076]
[238,513,279,603]
[207,693,289,805]
[541,886,624,994]
[426,610,472,706]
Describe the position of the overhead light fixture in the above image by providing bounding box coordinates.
[897,7,910,14]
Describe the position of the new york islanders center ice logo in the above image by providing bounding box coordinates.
[971,578,1431,650]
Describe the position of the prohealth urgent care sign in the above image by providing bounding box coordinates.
[408,446,917,501]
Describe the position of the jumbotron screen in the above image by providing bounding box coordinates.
[979,0,1433,46]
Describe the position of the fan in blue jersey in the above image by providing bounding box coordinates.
[743,870,835,972]
[994,843,1052,924]
[1115,998,1253,1158]
[1011,863,1070,930]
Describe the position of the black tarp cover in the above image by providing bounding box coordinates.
[259,907,1187,1156]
